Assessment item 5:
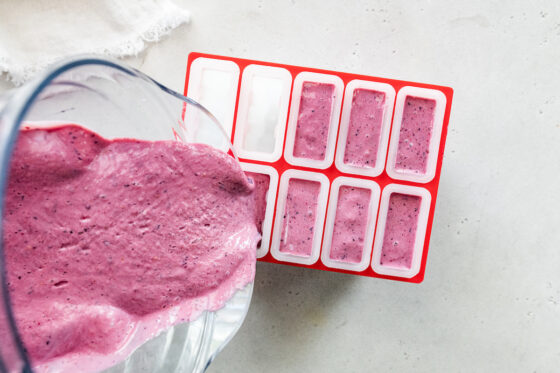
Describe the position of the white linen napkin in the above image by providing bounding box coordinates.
[0,0,190,86]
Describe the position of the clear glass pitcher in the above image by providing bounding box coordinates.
[0,57,253,373]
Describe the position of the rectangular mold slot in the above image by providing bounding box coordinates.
[270,170,329,265]
[386,87,446,183]
[234,65,292,162]
[284,72,343,169]
[240,163,278,259]
[335,80,395,177]
[185,58,240,152]
[372,184,431,278]
[321,177,380,272]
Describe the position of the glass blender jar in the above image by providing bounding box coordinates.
[0,56,253,373]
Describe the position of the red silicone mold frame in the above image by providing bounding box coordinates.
[184,52,453,283]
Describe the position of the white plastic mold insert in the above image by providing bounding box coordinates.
[385,86,446,183]
[371,184,431,278]
[240,162,278,259]
[283,72,344,169]
[335,80,395,177]
[321,177,380,272]
[186,57,240,152]
[270,169,329,265]
[234,65,292,162]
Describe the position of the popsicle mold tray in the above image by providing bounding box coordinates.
[184,53,453,283]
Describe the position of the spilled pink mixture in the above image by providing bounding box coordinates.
[2,125,259,370]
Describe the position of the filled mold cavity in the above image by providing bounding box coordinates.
[285,73,343,170]
[245,172,270,235]
[380,193,421,269]
[343,89,386,168]
[278,178,321,257]
[246,172,271,241]
[329,186,372,264]
[293,82,335,161]
[394,96,436,174]
[335,80,395,178]
[241,163,278,259]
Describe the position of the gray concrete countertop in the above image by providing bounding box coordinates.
[2,0,560,371]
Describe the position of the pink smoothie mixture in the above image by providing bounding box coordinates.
[246,172,270,244]
[380,193,421,269]
[293,82,335,161]
[279,179,320,257]
[343,89,386,168]
[395,96,436,174]
[329,186,371,264]
[1,125,259,371]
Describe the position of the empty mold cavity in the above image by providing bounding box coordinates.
[372,184,431,278]
[284,72,343,169]
[185,58,240,152]
[386,86,446,183]
[335,80,395,177]
[270,170,329,265]
[234,65,292,162]
[241,162,278,258]
[321,177,380,272]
